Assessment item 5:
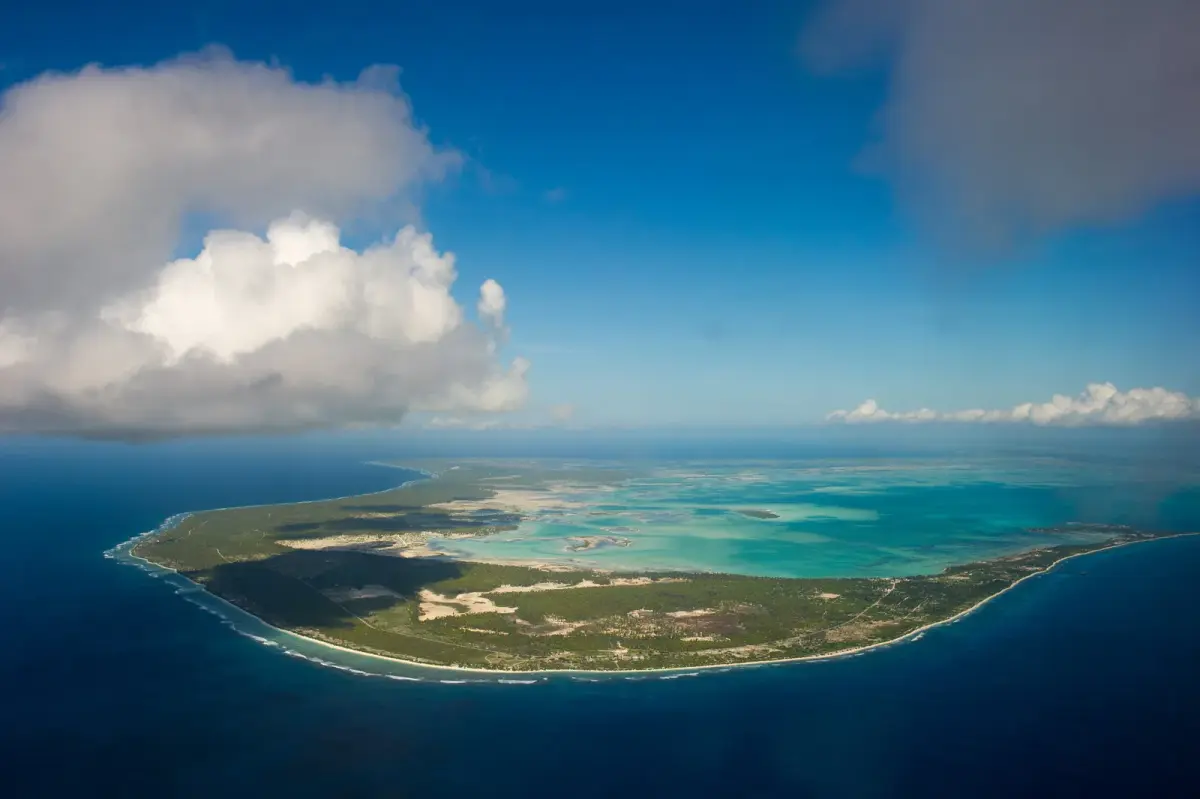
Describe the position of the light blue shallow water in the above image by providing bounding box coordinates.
[4,435,1200,797]
[433,458,1200,577]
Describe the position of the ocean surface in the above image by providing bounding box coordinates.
[3,433,1200,797]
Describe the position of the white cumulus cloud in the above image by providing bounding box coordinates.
[828,383,1200,427]
[477,278,507,330]
[0,215,526,436]
[0,51,529,437]
[0,47,457,314]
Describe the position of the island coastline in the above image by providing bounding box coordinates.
[261,533,1200,676]
[112,479,1200,677]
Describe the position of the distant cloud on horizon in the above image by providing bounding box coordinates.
[423,402,580,432]
[828,383,1200,427]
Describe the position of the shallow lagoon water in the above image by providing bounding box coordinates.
[436,459,1200,577]
[4,437,1200,797]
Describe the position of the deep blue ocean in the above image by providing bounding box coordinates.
[3,432,1199,798]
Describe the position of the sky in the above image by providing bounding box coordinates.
[0,0,1197,434]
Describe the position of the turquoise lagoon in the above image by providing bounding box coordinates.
[427,458,1200,578]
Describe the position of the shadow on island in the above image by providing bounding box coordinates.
[274,510,521,536]
[190,549,465,631]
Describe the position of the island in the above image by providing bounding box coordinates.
[128,461,1186,672]
[565,535,632,552]
[736,509,781,520]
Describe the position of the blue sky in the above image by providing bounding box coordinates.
[1,0,1197,430]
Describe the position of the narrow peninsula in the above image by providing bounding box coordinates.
[129,462,1182,672]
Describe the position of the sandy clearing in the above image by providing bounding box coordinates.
[666,608,717,618]
[538,616,590,636]
[610,576,679,587]
[419,603,461,621]
[417,589,518,622]
[489,580,581,593]
[488,576,686,594]
[279,533,425,550]
[449,557,588,572]
[277,535,457,560]
[429,488,585,514]
[816,592,841,600]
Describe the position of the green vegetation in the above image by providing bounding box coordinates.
[131,462,1177,672]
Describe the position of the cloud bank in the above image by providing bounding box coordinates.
[828,383,1200,427]
[800,0,1200,250]
[0,51,527,437]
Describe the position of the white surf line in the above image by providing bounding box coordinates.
[265,533,1200,678]
[112,488,1200,679]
